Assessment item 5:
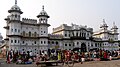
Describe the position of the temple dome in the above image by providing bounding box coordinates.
[11,4,21,11]
[37,6,49,18]
[8,4,23,14]
[111,22,118,29]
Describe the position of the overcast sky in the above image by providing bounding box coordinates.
[0,0,120,38]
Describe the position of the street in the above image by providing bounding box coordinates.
[0,59,120,67]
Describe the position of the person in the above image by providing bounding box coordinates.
[27,58,32,64]
[109,55,112,61]
[16,58,22,64]
[58,52,61,61]
[65,51,70,61]
[35,54,41,64]
[81,52,85,64]
[6,51,11,64]
[74,51,79,62]
[29,51,33,59]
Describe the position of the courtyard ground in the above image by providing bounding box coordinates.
[0,58,120,67]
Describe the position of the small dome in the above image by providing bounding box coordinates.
[113,25,117,29]
[39,10,48,16]
[102,23,107,27]
[8,4,23,14]
[112,22,118,29]
[37,6,49,18]
[112,25,118,29]
[100,19,108,28]
[11,4,21,11]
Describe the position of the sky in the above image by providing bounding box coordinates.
[0,0,120,39]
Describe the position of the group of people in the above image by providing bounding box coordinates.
[6,49,120,64]
[6,51,33,64]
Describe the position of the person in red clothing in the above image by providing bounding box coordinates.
[103,51,108,60]
[7,51,11,64]
[74,52,79,61]
[65,50,71,61]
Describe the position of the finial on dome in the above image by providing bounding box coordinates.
[113,21,115,25]
[103,19,105,23]
[42,5,44,11]
[15,0,17,5]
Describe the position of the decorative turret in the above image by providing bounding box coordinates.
[37,5,50,24]
[8,0,23,21]
[111,22,118,34]
[100,19,108,29]
[37,6,50,51]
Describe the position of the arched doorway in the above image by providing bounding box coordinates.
[81,43,87,52]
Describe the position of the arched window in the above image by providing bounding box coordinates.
[65,44,67,46]
[48,41,50,44]
[15,29,17,32]
[29,31,31,37]
[69,44,71,46]
[80,32,81,37]
[15,14,17,18]
[76,32,78,36]
[77,42,79,45]
[41,18,43,21]
[34,41,36,44]
[15,40,17,43]
[72,32,74,36]
[41,41,43,44]
[56,41,58,45]
[65,34,67,37]
[52,41,54,44]
[23,41,24,44]
[44,41,46,44]
[34,32,37,37]
[95,43,97,47]
[11,29,13,32]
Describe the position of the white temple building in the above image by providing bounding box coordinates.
[4,0,120,55]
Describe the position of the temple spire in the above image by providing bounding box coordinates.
[103,19,105,23]
[15,0,17,5]
[113,21,115,26]
[42,5,44,11]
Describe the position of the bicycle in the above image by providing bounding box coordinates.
[58,53,75,67]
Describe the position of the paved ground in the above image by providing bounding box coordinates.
[74,60,120,67]
[0,59,120,67]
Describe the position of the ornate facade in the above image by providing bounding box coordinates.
[93,19,119,50]
[4,1,50,55]
[4,1,120,55]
